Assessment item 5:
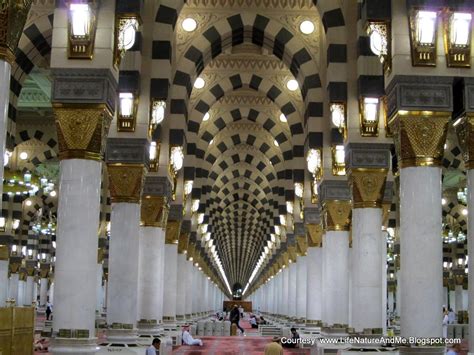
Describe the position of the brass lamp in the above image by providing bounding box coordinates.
[67,1,98,59]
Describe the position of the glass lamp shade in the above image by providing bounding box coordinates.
[118,18,138,51]
[70,3,91,37]
[306,148,321,175]
[170,146,184,172]
[415,11,437,45]
[119,93,134,117]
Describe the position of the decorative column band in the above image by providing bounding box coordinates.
[323,200,352,231]
[107,164,146,203]
[307,224,323,247]
[389,111,450,168]
[0,1,33,65]
[54,105,113,161]
[140,196,169,227]
[165,220,181,244]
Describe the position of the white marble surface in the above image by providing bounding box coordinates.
[163,243,178,318]
[107,202,140,326]
[0,60,11,196]
[9,273,19,302]
[306,247,323,322]
[288,264,297,318]
[296,256,307,319]
[351,208,384,331]
[185,260,193,316]
[0,260,8,306]
[96,264,103,312]
[25,276,34,306]
[455,285,465,311]
[400,167,443,337]
[323,231,349,325]
[40,278,48,307]
[54,159,101,335]
[138,227,165,322]
[18,280,25,306]
[176,253,187,317]
[282,268,289,316]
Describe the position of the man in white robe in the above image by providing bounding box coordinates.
[182,326,203,346]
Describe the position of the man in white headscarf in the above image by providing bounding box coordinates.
[182,325,203,346]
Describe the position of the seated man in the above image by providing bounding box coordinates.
[182,325,203,346]
[249,315,258,329]
[258,316,267,325]
[281,328,300,348]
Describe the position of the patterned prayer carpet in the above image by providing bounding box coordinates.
[172,336,310,355]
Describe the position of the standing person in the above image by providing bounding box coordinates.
[442,310,449,338]
[45,300,53,321]
[230,304,245,335]
[239,305,244,318]
[448,308,456,324]
[146,338,161,355]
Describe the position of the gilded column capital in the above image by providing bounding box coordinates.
[107,164,146,203]
[39,263,50,279]
[307,224,323,247]
[141,195,169,228]
[178,220,191,254]
[9,256,22,273]
[346,143,390,208]
[25,260,36,277]
[0,245,8,260]
[455,114,474,170]
[54,105,112,161]
[320,180,352,231]
[165,220,181,245]
[388,111,450,168]
[296,236,308,256]
[0,0,33,65]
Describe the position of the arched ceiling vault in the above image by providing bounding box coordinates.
[172,1,323,289]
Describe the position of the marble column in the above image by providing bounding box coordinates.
[40,278,48,307]
[18,277,25,306]
[296,255,307,321]
[347,144,391,332]
[138,225,166,332]
[96,263,103,314]
[387,89,451,339]
[176,253,187,320]
[49,70,116,354]
[306,219,323,326]
[455,285,465,311]
[0,59,11,182]
[25,275,35,306]
[288,262,297,319]
[0,246,8,306]
[9,273,19,303]
[320,181,351,327]
[185,258,194,319]
[105,138,148,341]
[282,266,289,317]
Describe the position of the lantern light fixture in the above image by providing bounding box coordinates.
[184,180,194,196]
[194,77,205,89]
[359,97,380,137]
[332,144,346,176]
[151,100,166,126]
[294,182,304,199]
[279,113,287,123]
[330,103,346,134]
[67,2,98,59]
[445,12,472,67]
[203,112,210,121]
[409,10,438,66]
[114,15,140,67]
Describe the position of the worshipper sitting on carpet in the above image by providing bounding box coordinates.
[182,325,203,346]
[146,338,161,355]
[265,337,284,355]
[34,336,48,352]
[249,315,258,328]
[258,316,268,325]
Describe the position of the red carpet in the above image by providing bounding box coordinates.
[172,336,310,355]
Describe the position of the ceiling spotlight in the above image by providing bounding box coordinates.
[203,112,210,121]
[300,20,315,35]
[194,77,205,89]
[19,152,28,160]
[182,17,197,32]
[279,113,287,123]
[273,139,279,147]
[462,208,468,216]
[25,200,32,207]
[441,198,446,205]
[286,79,298,91]
[50,191,57,197]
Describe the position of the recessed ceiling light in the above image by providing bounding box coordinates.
[194,77,205,89]
[203,112,210,121]
[300,20,315,34]
[210,139,214,145]
[279,113,287,123]
[182,18,197,32]
[274,139,279,147]
[25,200,32,206]
[19,152,28,160]
[50,190,57,197]
[287,79,298,91]
[463,208,468,216]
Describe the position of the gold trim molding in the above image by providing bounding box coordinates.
[54,105,112,161]
[107,164,146,204]
[455,114,474,170]
[389,111,450,168]
[307,224,323,247]
[348,168,388,209]
[165,220,181,244]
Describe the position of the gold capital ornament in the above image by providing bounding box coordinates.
[455,114,474,170]
[0,245,8,260]
[140,196,169,227]
[0,0,33,64]
[54,105,112,161]
[296,236,308,256]
[389,111,450,168]
[177,232,189,254]
[107,164,146,203]
[348,168,388,209]
[323,200,352,231]
[306,224,323,247]
[165,220,181,244]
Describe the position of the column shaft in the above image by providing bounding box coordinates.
[296,256,307,320]
[0,60,11,185]
[176,253,187,318]
[25,276,34,306]
[40,278,48,307]
[400,167,443,337]
[288,264,297,318]
[162,244,178,321]
[54,160,101,336]
[0,258,8,306]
